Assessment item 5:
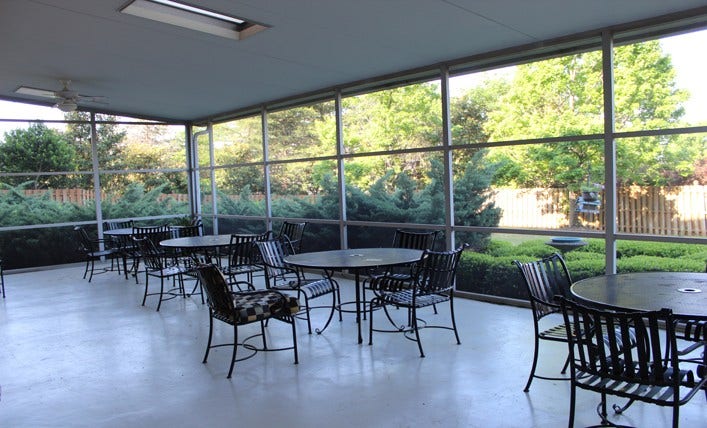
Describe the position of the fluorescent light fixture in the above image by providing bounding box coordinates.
[119,0,267,40]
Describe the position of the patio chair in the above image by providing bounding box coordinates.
[134,237,192,311]
[196,264,299,379]
[255,239,339,335]
[368,244,467,357]
[222,231,271,286]
[74,226,120,282]
[513,253,573,391]
[557,297,707,428]
[130,225,171,283]
[277,221,307,254]
[673,316,707,400]
[363,229,441,318]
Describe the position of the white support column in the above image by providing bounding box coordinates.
[91,113,105,242]
[208,122,218,233]
[440,66,455,251]
[335,91,348,249]
[261,107,273,232]
[602,30,617,274]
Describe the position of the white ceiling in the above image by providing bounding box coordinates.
[1,0,707,122]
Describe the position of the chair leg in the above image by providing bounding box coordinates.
[82,258,90,279]
[88,258,95,282]
[227,323,238,379]
[524,330,541,392]
[203,313,214,363]
[156,276,164,312]
[413,306,425,358]
[141,273,149,306]
[314,288,337,335]
[449,296,461,345]
[291,317,299,364]
[568,384,576,428]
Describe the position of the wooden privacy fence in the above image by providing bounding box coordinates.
[15,185,707,236]
[494,185,707,236]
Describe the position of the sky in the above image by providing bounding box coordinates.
[1,28,706,137]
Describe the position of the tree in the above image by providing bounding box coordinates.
[62,112,127,172]
[484,40,698,188]
[0,123,77,189]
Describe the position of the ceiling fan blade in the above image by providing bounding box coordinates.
[15,86,58,99]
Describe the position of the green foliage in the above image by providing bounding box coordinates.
[459,237,706,299]
[0,123,78,188]
[617,255,704,273]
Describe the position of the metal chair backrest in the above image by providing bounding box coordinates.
[229,231,271,267]
[170,224,202,238]
[255,239,299,288]
[104,220,134,230]
[133,237,165,270]
[74,226,95,251]
[196,264,235,314]
[414,245,466,294]
[513,253,571,320]
[132,225,170,244]
[278,221,307,253]
[558,297,679,394]
[392,229,440,251]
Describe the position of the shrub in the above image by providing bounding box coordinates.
[617,255,705,273]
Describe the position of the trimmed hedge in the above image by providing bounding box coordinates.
[456,238,706,300]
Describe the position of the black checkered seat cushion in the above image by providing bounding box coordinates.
[227,291,300,324]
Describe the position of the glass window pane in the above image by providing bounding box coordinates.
[99,173,189,219]
[342,81,442,154]
[0,174,95,225]
[101,123,186,170]
[452,52,603,143]
[270,161,338,220]
[345,152,444,224]
[214,116,263,165]
[267,101,336,160]
[616,134,706,237]
[614,29,707,132]
[472,141,605,232]
[215,165,265,216]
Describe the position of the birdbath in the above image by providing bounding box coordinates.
[545,237,587,253]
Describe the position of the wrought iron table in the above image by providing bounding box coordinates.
[284,248,423,344]
[571,271,707,317]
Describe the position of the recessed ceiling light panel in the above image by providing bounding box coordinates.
[119,0,268,40]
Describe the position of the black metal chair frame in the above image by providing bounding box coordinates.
[513,252,574,391]
[558,297,707,428]
[222,231,271,286]
[129,225,171,283]
[134,236,193,311]
[362,229,441,320]
[256,238,340,335]
[277,221,307,254]
[368,244,467,357]
[74,226,120,282]
[196,264,299,379]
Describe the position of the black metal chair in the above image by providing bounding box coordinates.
[130,225,171,283]
[673,316,707,400]
[74,226,120,282]
[222,231,271,286]
[368,244,467,357]
[277,221,307,254]
[558,297,707,428]
[134,237,192,311]
[363,229,441,318]
[513,252,573,391]
[196,264,299,379]
[256,239,339,335]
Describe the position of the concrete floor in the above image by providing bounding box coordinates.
[0,263,705,428]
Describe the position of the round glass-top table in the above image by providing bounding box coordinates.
[284,248,423,343]
[571,271,707,318]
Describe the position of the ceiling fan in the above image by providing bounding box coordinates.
[14,80,108,112]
